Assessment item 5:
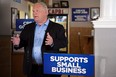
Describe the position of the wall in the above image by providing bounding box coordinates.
[95,28,116,77]
[69,1,99,76]
[0,0,11,35]
[70,26,93,54]
[0,0,29,77]
[68,0,100,55]
[51,0,100,27]
[0,0,11,77]
[69,0,100,27]
[0,0,29,35]
[10,0,28,13]
[0,36,11,77]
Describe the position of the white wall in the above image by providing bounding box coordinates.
[95,28,116,77]
[93,0,116,77]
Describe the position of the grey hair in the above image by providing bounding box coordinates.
[35,2,48,11]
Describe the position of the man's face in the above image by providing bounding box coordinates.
[32,4,48,23]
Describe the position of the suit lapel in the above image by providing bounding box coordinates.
[43,21,53,45]
[46,21,53,33]
[30,22,36,51]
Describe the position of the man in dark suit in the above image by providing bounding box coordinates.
[11,2,67,77]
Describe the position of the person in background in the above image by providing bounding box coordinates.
[11,2,67,77]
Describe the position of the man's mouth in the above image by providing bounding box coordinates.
[34,16,38,18]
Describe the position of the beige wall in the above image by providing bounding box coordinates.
[52,0,100,27]
[10,0,28,13]
[69,0,100,27]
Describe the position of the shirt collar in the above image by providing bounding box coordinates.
[36,19,50,26]
[44,19,49,26]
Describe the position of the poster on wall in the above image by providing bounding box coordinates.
[16,19,34,31]
[90,7,100,20]
[11,7,19,29]
[72,8,89,22]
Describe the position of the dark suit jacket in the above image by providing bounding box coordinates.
[15,20,67,75]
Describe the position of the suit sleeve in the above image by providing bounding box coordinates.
[52,24,68,50]
[14,25,29,49]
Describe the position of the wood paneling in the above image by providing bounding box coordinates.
[11,53,26,77]
[0,36,11,77]
[69,27,94,54]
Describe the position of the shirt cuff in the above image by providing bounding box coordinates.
[50,43,54,47]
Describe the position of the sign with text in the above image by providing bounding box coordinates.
[72,8,89,22]
[48,8,69,14]
[44,53,94,76]
[16,19,34,31]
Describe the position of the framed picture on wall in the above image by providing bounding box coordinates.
[11,7,19,29]
[53,3,60,8]
[90,7,100,20]
[60,1,69,8]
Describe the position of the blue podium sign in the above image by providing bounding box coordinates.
[16,19,34,31]
[44,53,94,76]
